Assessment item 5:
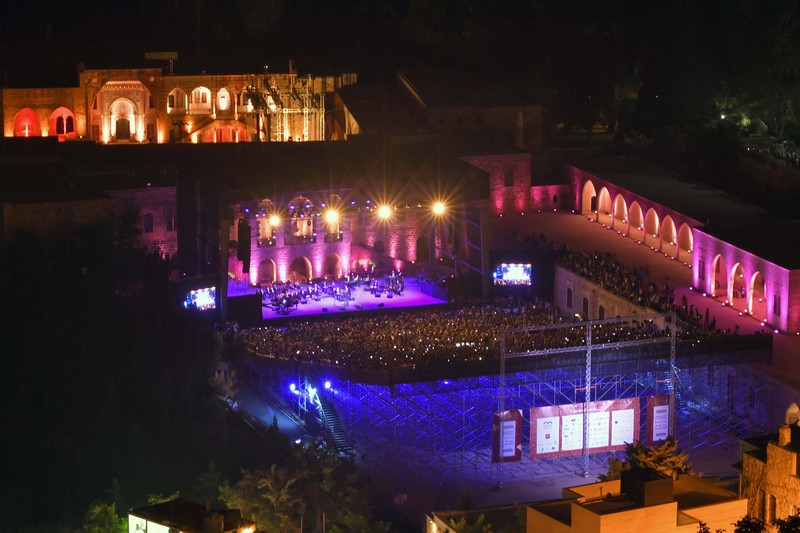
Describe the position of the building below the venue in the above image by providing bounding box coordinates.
[427,469,746,533]
[739,405,800,530]
[128,498,254,533]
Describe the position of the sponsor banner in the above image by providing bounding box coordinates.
[647,395,671,446]
[530,398,640,460]
[492,409,523,463]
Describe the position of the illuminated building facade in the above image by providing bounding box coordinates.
[482,153,800,333]
[128,498,255,533]
[2,66,356,144]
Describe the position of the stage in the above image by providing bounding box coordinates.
[227,276,450,321]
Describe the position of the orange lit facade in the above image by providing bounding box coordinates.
[2,68,356,144]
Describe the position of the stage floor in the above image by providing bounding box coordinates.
[227,278,449,321]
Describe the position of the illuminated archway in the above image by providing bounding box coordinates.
[49,107,76,139]
[257,259,276,284]
[677,223,693,263]
[581,180,597,216]
[628,201,644,242]
[597,187,612,225]
[323,253,343,279]
[612,194,628,233]
[110,98,136,141]
[731,263,746,307]
[711,254,728,297]
[661,215,677,256]
[644,208,659,247]
[289,256,313,283]
[189,86,212,115]
[288,196,314,242]
[216,88,231,112]
[13,108,41,137]
[749,272,765,320]
[168,88,187,113]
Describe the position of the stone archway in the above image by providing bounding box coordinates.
[13,108,41,137]
[49,107,77,139]
[644,208,659,248]
[581,180,597,216]
[628,201,644,242]
[289,256,312,283]
[110,98,136,141]
[661,215,677,257]
[749,272,765,321]
[731,263,746,307]
[597,187,612,225]
[323,253,342,279]
[712,254,727,297]
[677,223,693,263]
[257,259,276,285]
[613,194,628,233]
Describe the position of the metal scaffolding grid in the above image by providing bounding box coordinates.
[243,313,772,489]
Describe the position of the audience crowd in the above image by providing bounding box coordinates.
[237,250,768,374]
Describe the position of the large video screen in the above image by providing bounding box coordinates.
[183,286,217,311]
[493,263,532,286]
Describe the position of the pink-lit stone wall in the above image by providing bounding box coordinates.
[692,228,794,332]
[352,208,422,263]
[570,166,701,263]
[240,225,352,284]
[462,153,532,216]
[108,186,178,257]
[530,184,571,212]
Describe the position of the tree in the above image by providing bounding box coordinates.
[80,501,126,533]
[733,515,766,533]
[600,436,691,480]
[776,514,800,533]
[220,442,373,533]
[449,514,493,533]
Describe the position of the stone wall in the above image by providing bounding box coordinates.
[553,264,655,321]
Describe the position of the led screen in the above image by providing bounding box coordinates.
[493,263,532,286]
[184,286,217,311]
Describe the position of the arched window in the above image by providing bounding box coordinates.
[598,306,605,320]
[567,289,573,308]
[56,116,65,134]
[582,297,589,318]
[66,116,74,133]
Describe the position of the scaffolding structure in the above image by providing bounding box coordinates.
[241,74,325,142]
[243,316,773,491]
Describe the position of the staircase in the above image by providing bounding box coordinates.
[317,395,354,455]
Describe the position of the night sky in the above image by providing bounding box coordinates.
[0,0,786,88]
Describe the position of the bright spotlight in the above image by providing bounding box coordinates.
[432,202,446,216]
[324,209,339,224]
[308,387,317,399]
[377,205,392,220]
[289,383,296,392]
[324,380,331,390]
[269,214,281,227]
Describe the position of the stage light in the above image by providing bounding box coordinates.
[324,380,331,390]
[432,201,446,216]
[377,204,392,220]
[307,386,317,399]
[289,383,296,392]
[269,214,281,227]
[324,209,339,224]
